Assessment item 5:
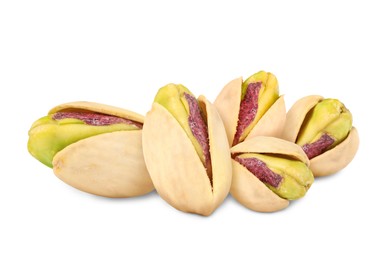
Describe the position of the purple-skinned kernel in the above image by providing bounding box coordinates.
[235,156,282,188]
[184,93,212,177]
[302,133,335,159]
[233,82,262,145]
[52,111,143,128]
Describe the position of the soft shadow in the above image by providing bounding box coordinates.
[87,189,159,203]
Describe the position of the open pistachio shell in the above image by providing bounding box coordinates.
[282,95,359,177]
[230,136,311,212]
[214,76,286,147]
[29,101,153,197]
[28,101,144,167]
[142,95,232,216]
[53,131,153,197]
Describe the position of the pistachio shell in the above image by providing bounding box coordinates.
[214,77,286,147]
[49,101,144,123]
[230,136,310,212]
[231,159,289,212]
[282,95,323,142]
[214,77,242,147]
[282,96,359,176]
[28,101,144,167]
[142,97,232,216]
[53,131,153,197]
[310,127,359,177]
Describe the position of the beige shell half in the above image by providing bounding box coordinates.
[282,95,359,177]
[142,96,232,216]
[214,77,286,147]
[230,136,310,212]
[282,95,323,142]
[53,131,154,197]
[49,101,144,123]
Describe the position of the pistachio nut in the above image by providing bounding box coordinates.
[142,84,232,216]
[28,101,154,197]
[214,71,286,147]
[230,136,314,212]
[282,95,359,177]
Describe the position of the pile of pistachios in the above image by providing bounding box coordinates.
[28,71,359,216]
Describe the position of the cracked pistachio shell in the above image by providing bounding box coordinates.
[28,101,144,167]
[214,75,286,147]
[142,95,232,216]
[282,96,359,177]
[35,101,153,197]
[230,136,310,212]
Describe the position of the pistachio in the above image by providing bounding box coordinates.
[283,96,359,177]
[230,136,313,212]
[28,102,142,167]
[28,101,154,197]
[214,71,286,147]
[142,84,232,216]
[154,84,211,179]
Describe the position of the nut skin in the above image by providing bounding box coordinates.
[142,85,232,216]
[282,95,359,177]
[214,71,286,147]
[28,101,154,198]
[230,136,312,212]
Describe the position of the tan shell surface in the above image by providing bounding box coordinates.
[53,131,154,198]
[246,95,286,140]
[310,127,359,177]
[142,98,231,216]
[230,160,289,212]
[213,77,242,147]
[49,101,144,123]
[231,136,310,166]
[282,95,323,142]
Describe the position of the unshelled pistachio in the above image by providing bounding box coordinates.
[283,96,359,177]
[28,101,154,197]
[230,136,314,212]
[142,84,232,216]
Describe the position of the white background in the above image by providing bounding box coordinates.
[1,1,388,259]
